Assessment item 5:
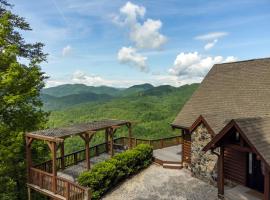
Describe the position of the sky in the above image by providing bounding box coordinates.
[11,0,270,88]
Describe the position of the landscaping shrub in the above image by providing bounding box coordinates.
[78,144,153,200]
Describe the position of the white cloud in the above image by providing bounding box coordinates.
[195,32,228,41]
[45,70,146,88]
[117,47,148,72]
[130,19,167,49]
[169,52,237,81]
[62,45,72,56]
[204,39,218,50]
[115,2,167,50]
[120,1,145,24]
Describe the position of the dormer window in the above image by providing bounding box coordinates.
[235,132,240,142]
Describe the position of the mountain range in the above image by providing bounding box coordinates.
[41,83,185,110]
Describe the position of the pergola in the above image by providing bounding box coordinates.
[25,119,132,194]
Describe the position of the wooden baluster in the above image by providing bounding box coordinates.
[95,146,98,156]
[84,188,91,200]
[74,153,78,165]
[39,173,43,188]
[65,182,70,200]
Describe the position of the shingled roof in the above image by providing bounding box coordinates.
[172,57,270,134]
[203,117,270,166]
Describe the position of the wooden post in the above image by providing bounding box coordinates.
[177,136,180,144]
[218,146,224,198]
[264,165,270,200]
[109,129,114,157]
[85,134,90,170]
[105,129,109,153]
[27,187,31,200]
[51,142,57,194]
[60,142,65,170]
[26,136,33,183]
[128,124,132,149]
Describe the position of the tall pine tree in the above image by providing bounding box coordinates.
[0,1,48,199]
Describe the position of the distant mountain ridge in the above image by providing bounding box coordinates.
[42,84,122,97]
[41,83,199,110]
[41,92,113,110]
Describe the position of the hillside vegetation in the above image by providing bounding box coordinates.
[45,83,199,153]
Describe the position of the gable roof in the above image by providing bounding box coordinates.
[172,58,270,134]
[203,117,270,167]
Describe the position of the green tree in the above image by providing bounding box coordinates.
[0,1,48,199]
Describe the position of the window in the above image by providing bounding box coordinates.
[249,153,253,174]
[235,132,240,142]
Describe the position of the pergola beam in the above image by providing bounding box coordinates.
[26,133,64,143]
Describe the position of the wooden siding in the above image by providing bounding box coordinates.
[183,134,191,163]
[224,147,247,185]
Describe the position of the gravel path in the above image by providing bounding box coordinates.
[102,164,218,200]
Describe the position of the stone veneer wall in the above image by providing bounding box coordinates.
[190,123,218,185]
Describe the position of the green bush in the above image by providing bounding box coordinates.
[78,144,153,199]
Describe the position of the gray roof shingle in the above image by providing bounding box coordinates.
[234,117,270,166]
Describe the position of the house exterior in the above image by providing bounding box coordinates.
[171,58,270,199]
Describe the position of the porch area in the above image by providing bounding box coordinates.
[225,185,263,200]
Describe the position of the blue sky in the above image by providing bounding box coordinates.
[11,0,270,88]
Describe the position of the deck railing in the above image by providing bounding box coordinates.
[29,167,90,200]
[35,136,182,173]
[115,135,182,150]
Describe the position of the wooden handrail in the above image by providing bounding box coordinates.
[29,167,89,199]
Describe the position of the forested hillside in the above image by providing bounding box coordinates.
[45,83,199,153]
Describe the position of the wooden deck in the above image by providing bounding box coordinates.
[153,145,182,169]
[58,151,122,182]
[153,145,182,162]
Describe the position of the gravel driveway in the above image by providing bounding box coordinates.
[102,164,218,200]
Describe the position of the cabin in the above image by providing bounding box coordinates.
[171,58,270,199]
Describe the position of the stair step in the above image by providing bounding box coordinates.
[163,163,183,169]
[162,160,182,164]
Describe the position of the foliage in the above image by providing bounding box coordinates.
[41,92,113,111]
[0,1,48,199]
[78,144,153,200]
